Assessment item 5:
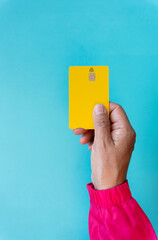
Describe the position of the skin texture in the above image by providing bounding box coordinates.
[73,102,136,190]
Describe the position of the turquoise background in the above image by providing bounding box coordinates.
[0,0,157,239]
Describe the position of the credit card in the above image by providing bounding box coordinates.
[69,66,109,129]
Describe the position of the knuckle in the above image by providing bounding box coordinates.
[131,129,136,141]
[124,127,136,143]
[128,128,136,150]
[132,129,136,137]
[117,104,123,111]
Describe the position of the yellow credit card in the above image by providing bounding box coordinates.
[69,66,109,129]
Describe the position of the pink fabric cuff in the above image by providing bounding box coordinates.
[86,180,132,208]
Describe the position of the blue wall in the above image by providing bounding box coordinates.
[0,0,157,239]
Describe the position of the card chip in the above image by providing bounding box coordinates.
[89,73,95,81]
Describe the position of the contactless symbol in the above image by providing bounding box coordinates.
[89,67,94,72]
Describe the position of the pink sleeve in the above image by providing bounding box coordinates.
[86,180,157,240]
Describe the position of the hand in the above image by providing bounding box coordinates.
[73,102,136,190]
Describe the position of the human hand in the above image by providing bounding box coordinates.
[73,102,136,190]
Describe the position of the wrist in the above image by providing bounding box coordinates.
[93,175,127,190]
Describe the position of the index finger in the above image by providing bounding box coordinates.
[109,102,130,126]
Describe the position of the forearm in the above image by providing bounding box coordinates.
[87,180,157,240]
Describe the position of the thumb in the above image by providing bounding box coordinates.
[93,104,112,143]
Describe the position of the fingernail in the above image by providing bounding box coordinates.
[94,104,106,115]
